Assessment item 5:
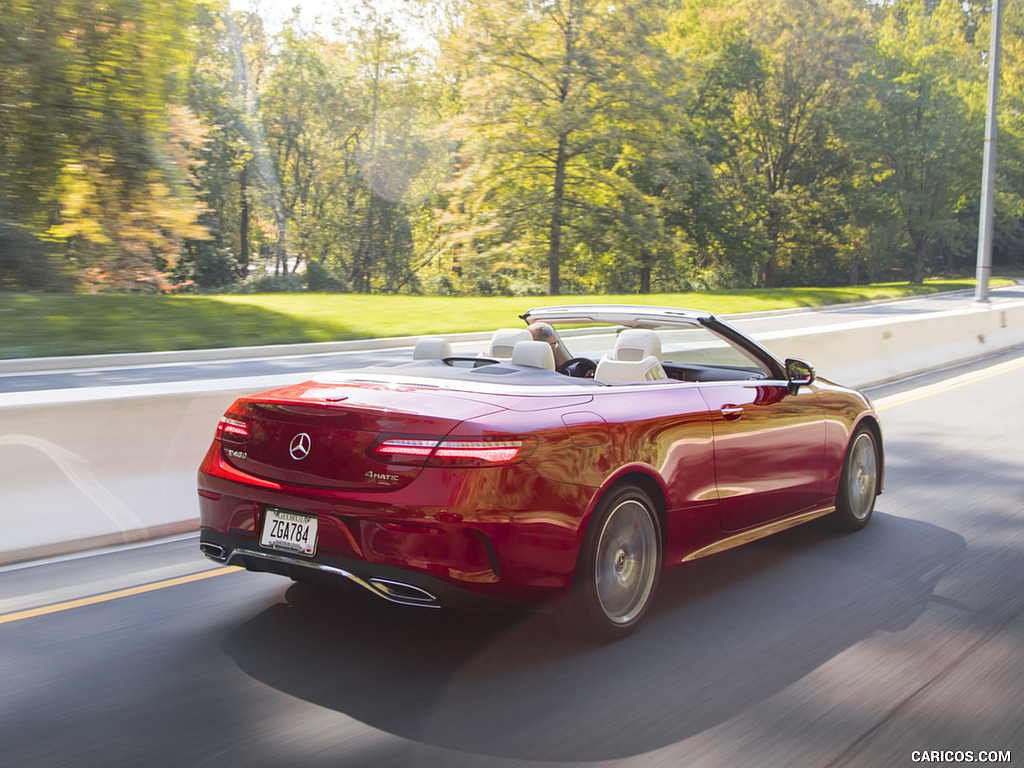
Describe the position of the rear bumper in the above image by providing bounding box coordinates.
[200,529,537,610]
[197,443,594,607]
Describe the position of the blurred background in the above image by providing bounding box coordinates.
[3,0,1024,302]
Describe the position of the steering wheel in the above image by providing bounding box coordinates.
[557,357,597,378]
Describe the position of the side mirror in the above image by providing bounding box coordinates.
[785,358,815,393]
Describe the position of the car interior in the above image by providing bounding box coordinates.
[401,324,770,386]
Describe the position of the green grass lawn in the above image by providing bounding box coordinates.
[0,279,996,359]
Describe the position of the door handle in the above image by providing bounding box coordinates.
[721,405,744,421]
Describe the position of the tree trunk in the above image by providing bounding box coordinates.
[640,247,652,294]
[762,205,778,288]
[909,230,927,284]
[548,134,568,296]
[273,209,287,276]
[762,248,777,288]
[239,164,250,279]
[352,196,376,292]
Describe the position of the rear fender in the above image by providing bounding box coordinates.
[574,464,669,554]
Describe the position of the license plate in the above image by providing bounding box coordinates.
[261,508,318,557]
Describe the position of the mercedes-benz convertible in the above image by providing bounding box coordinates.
[198,305,882,637]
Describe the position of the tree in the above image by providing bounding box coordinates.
[183,4,270,288]
[246,5,437,293]
[669,0,873,287]
[440,0,686,295]
[865,0,986,283]
[343,8,431,292]
[0,0,210,291]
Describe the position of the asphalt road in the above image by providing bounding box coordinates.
[2,284,1021,393]
[1,347,1022,767]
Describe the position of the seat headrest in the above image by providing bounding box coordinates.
[488,328,532,359]
[413,337,452,360]
[595,355,667,383]
[614,329,662,362]
[511,340,556,371]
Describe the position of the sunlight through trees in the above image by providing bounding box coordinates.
[1,0,1022,294]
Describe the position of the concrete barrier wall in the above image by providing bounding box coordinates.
[758,300,1024,388]
[2,300,1022,565]
[0,374,303,564]
[2,386,244,563]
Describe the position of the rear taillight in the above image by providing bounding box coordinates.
[370,436,536,467]
[216,414,250,444]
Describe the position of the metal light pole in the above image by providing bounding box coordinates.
[975,0,1003,304]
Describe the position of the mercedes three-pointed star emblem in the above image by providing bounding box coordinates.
[289,432,311,461]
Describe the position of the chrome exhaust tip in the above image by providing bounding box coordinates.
[200,542,227,561]
[222,547,441,608]
[368,578,438,605]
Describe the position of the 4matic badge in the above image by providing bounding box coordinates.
[365,470,400,484]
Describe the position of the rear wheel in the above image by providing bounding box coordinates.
[830,426,879,531]
[558,484,662,639]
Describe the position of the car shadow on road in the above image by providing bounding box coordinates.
[222,511,965,762]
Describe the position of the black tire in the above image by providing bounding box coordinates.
[830,426,880,532]
[558,484,662,639]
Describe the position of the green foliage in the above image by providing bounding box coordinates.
[174,219,241,291]
[670,0,877,287]
[185,3,267,285]
[2,0,1023,296]
[862,0,986,283]
[0,0,210,291]
[436,0,690,295]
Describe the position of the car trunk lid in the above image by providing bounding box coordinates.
[220,381,504,490]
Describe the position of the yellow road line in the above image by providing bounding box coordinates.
[0,566,241,626]
[875,356,1024,411]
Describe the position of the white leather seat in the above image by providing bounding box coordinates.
[594,355,667,382]
[511,340,556,371]
[612,329,662,361]
[487,328,532,359]
[595,329,667,382]
[413,337,452,360]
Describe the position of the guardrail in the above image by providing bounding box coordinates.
[1,299,1022,565]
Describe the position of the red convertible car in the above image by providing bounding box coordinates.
[198,305,882,637]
